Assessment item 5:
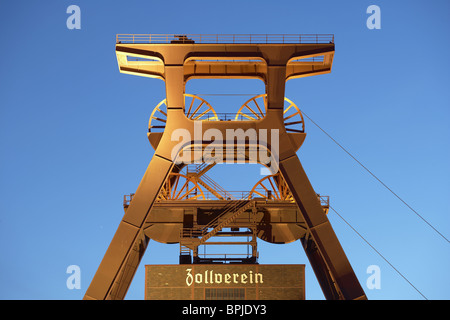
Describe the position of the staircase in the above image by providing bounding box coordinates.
[196,162,215,177]
[180,200,254,250]
[186,163,235,200]
[197,173,235,200]
[200,200,254,244]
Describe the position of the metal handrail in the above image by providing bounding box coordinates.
[180,200,253,242]
[201,173,236,200]
[318,195,330,207]
[202,112,256,121]
[123,193,134,207]
[126,190,328,204]
[148,113,267,132]
[116,34,334,44]
[201,190,252,201]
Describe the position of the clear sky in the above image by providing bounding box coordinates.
[0,0,449,300]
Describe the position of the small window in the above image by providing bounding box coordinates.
[205,288,245,300]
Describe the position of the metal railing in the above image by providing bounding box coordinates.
[148,113,266,132]
[116,34,334,44]
[201,190,252,201]
[206,112,257,121]
[318,195,330,208]
[200,173,236,200]
[125,190,329,204]
[123,193,134,207]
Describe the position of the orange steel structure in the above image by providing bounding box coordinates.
[84,34,367,300]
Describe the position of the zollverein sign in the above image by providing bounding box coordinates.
[145,264,305,300]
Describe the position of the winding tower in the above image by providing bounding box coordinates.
[84,34,367,300]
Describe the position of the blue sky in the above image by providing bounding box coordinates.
[0,0,449,300]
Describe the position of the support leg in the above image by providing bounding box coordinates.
[108,232,149,300]
[84,155,173,300]
[279,154,366,300]
[301,235,340,300]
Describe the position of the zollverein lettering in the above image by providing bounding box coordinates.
[185,268,263,287]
